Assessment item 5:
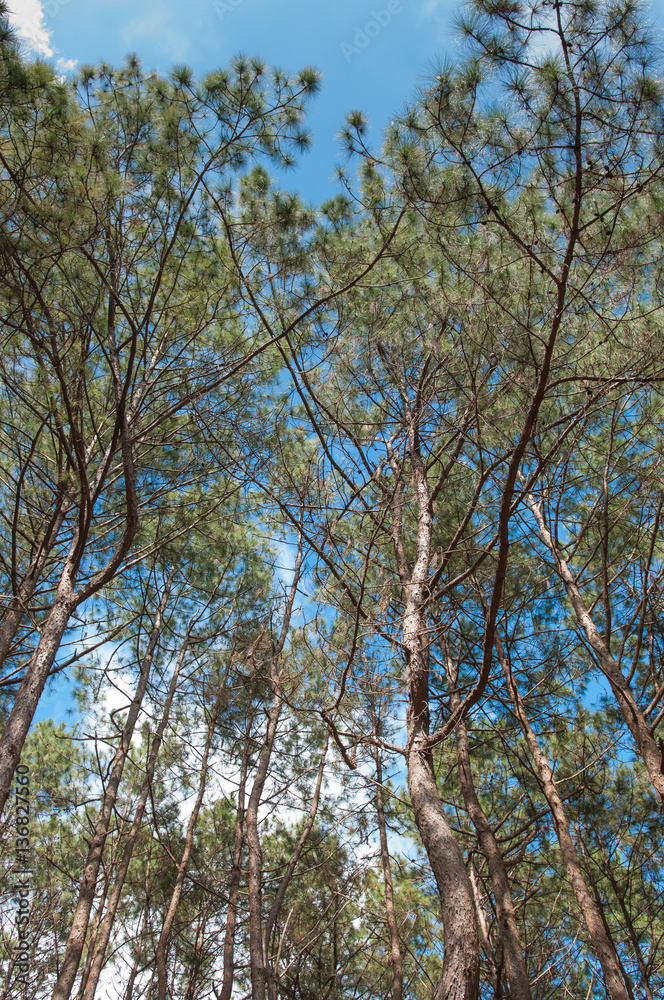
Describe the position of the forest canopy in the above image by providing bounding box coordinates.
[1,1,664,999]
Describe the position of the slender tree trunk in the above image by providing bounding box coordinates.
[246,682,283,1000]
[495,633,630,1000]
[593,837,655,1000]
[0,946,17,1000]
[155,678,225,1000]
[245,536,303,1000]
[240,537,303,1000]
[445,649,532,1000]
[218,733,251,1000]
[80,629,190,1000]
[371,730,404,1000]
[0,561,46,670]
[393,439,479,1000]
[0,908,47,1000]
[51,569,173,1000]
[75,789,139,1000]
[263,734,329,1000]
[0,279,138,820]
[578,841,637,1000]
[467,856,500,996]
[0,569,76,817]
[182,898,212,1000]
[123,888,151,1000]
[0,486,73,671]
[529,498,664,803]
[74,859,113,1000]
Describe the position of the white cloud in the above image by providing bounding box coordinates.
[6,0,54,58]
[56,55,77,72]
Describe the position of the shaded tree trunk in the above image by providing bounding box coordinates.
[445,647,533,1000]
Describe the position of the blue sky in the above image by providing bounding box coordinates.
[7,0,466,202]
[9,0,664,204]
[8,0,664,726]
[8,1,664,203]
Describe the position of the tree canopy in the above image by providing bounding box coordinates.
[1,2,664,999]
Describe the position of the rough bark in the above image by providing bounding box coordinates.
[407,748,479,1000]
[0,572,76,816]
[391,428,479,1000]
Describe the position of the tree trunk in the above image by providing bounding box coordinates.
[445,649,532,1000]
[218,732,251,1000]
[0,485,73,671]
[263,734,329,1000]
[496,633,630,1000]
[52,569,173,1000]
[155,678,224,1000]
[182,898,212,1000]
[407,747,479,1000]
[529,497,664,803]
[0,571,76,817]
[123,887,151,1000]
[371,733,404,1000]
[246,685,283,1000]
[245,536,302,1000]
[394,438,479,1000]
[467,856,500,996]
[80,628,189,1000]
[592,835,655,1000]
[0,279,139,821]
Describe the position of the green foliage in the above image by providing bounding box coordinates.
[1,2,664,999]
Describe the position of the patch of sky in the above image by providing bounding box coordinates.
[6,0,466,206]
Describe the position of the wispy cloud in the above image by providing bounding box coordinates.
[6,0,54,58]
